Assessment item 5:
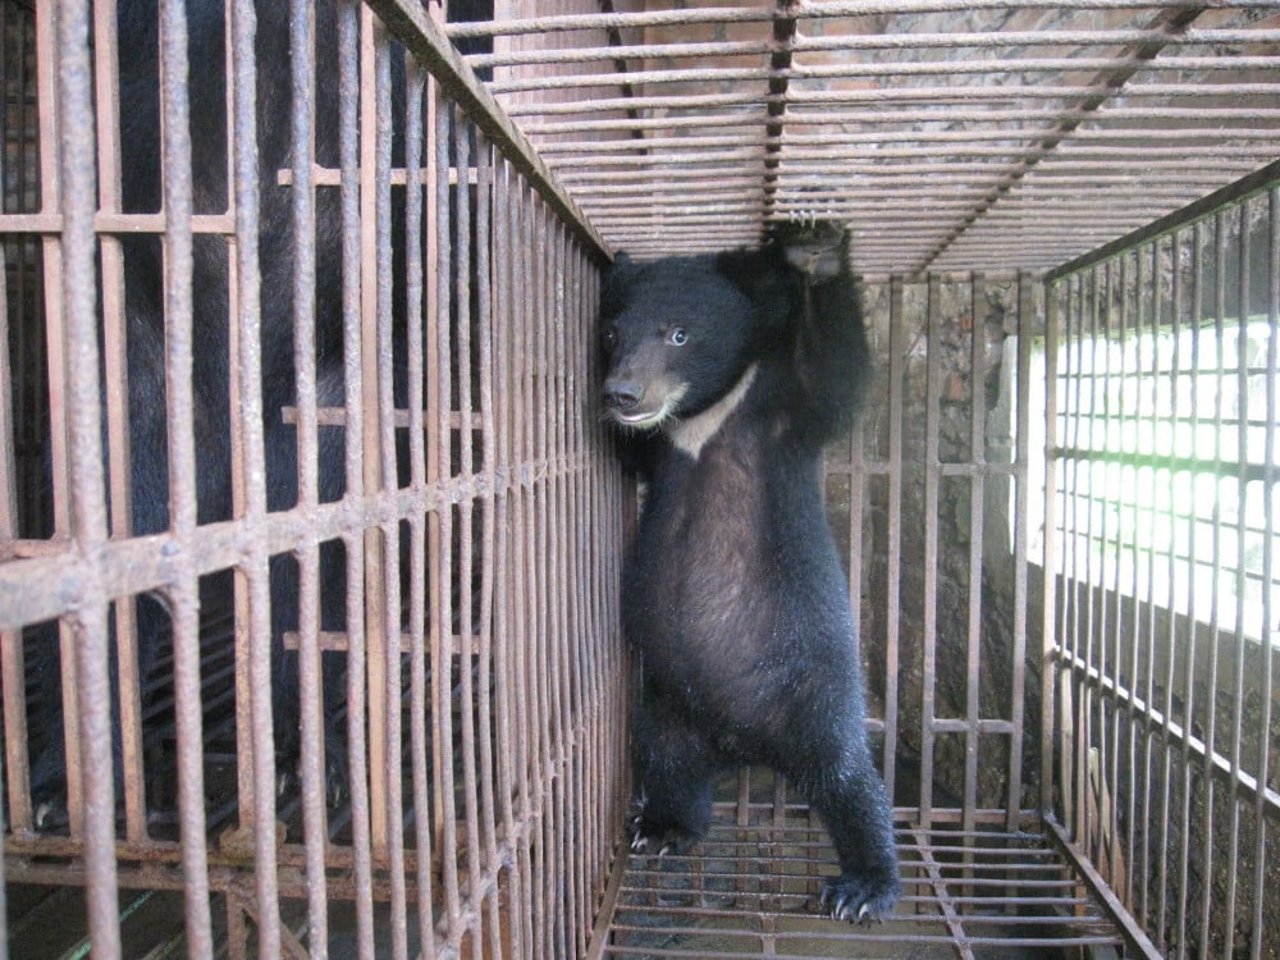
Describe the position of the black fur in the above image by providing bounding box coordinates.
[600,226,899,923]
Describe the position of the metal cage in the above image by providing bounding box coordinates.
[0,1,1276,958]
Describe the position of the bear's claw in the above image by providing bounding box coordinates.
[820,872,898,925]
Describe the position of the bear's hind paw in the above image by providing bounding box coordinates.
[628,812,702,857]
[820,872,899,924]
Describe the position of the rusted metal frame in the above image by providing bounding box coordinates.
[509,175,535,958]
[778,159,1259,177]
[574,239,598,959]
[336,2,376,952]
[403,51,437,960]
[153,0,224,950]
[358,7,391,859]
[491,155,526,960]
[446,0,1276,38]
[882,278,903,800]
[505,82,1280,121]
[553,216,580,960]
[1060,275,1084,839]
[34,0,88,840]
[1139,239,1162,926]
[0,8,34,828]
[89,0,149,845]
[915,4,1214,275]
[1219,197,1254,959]
[961,276,987,887]
[547,148,769,169]
[1002,276,1033,834]
[547,141,1278,163]
[1196,210,1229,960]
[1172,216,1198,947]
[912,828,976,960]
[1051,643,1280,814]
[474,131,504,960]
[1153,227,1184,951]
[361,0,609,262]
[1127,251,1147,912]
[452,108,486,955]
[228,0,288,951]
[285,4,332,956]
[486,58,1280,93]
[920,275,941,826]
[558,166,767,185]
[0,9,33,835]
[1049,164,1280,284]
[0,236,32,837]
[0,211,237,233]
[433,91,463,937]
[1247,186,1278,960]
[522,113,768,137]
[574,180,761,200]
[53,0,123,953]
[1082,268,1105,871]
[1040,281,1061,820]
[1043,813,1163,960]
[538,198,561,960]
[372,17,412,959]
[0,460,595,630]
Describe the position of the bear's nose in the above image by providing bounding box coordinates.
[603,380,644,411]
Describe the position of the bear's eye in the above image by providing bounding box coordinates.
[668,327,688,346]
[602,327,618,352]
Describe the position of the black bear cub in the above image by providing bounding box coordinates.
[600,223,899,922]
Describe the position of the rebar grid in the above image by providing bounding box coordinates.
[1046,176,1279,957]
[590,810,1125,960]
[451,0,1280,274]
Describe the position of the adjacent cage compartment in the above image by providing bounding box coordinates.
[0,1,1277,959]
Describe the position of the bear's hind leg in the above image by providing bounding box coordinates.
[630,693,719,855]
[789,745,900,922]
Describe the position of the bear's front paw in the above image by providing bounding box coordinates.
[628,810,703,857]
[820,870,899,924]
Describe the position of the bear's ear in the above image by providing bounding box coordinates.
[600,251,641,318]
[714,245,796,329]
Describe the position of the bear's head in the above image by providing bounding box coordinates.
[598,247,796,431]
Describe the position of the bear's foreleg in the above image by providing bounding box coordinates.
[797,749,900,923]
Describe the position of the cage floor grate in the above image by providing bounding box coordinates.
[591,813,1127,960]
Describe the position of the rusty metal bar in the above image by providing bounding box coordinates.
[447,1,1278,37]
[286,0,331,954]
[363,0,609,260]
[920,275,941,825]
[157,0,215,951]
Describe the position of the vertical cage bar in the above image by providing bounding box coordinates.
[359,6,389,855]
[883,275,903,800]
[1221,197,1251,955]
[287,0,330,951]
[963,274,986,860]
[1007,272,1033,830]
[920,274,940,825]
[453,107,484,952]
[1196,210,1229,960]
[158,0,215,948]
[474,130,503,959]
[404,50,437,960]
[93,0,147,844]
[373,15,409,959]
[1250,184,1278,960]
[56,0,119,952]
[338,1,375,951]
[1041,278,1060,819]
[38,0,85,839]
[0,243,31,833]
[230,0,284,951]
[434,90,462,936]
[1174,219,1206,960]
